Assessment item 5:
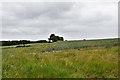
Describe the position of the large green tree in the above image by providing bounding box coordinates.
[48,34,64,42]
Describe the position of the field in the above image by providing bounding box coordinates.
[1,38,119,78]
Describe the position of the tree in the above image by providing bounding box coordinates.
[60,37,64,41]
[48,34,64,42]
[37,40,47,43]
[48,34,56,42]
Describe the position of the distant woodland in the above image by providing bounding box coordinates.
[0,34,64,46]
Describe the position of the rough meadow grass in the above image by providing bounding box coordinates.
[2,38,119,78]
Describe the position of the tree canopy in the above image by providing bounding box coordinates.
[48,34,64,42]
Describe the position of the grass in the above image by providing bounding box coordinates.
[44,38,118,51]
[2,38,119,78]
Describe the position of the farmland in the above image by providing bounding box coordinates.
[1,38,119,78]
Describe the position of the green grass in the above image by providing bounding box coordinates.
[44,38,118,51]
[2,38,119,78]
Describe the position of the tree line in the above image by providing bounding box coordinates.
[0,34,64,46]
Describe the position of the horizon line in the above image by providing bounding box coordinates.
[0,37,118,41]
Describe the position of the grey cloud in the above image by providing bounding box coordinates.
[2,2,117,40]
[3,2,73,20]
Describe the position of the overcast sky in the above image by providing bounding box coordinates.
[1,1,118,40]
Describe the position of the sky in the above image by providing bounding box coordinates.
[1,1,118,40]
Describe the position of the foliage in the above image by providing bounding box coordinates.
[1,40,31,46]
[1,40,48,46]
[48,34,64,42]
[36,40,47,43]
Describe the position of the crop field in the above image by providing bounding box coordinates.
[1,38,119,78]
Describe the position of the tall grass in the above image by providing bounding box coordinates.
[2,38,118,78]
